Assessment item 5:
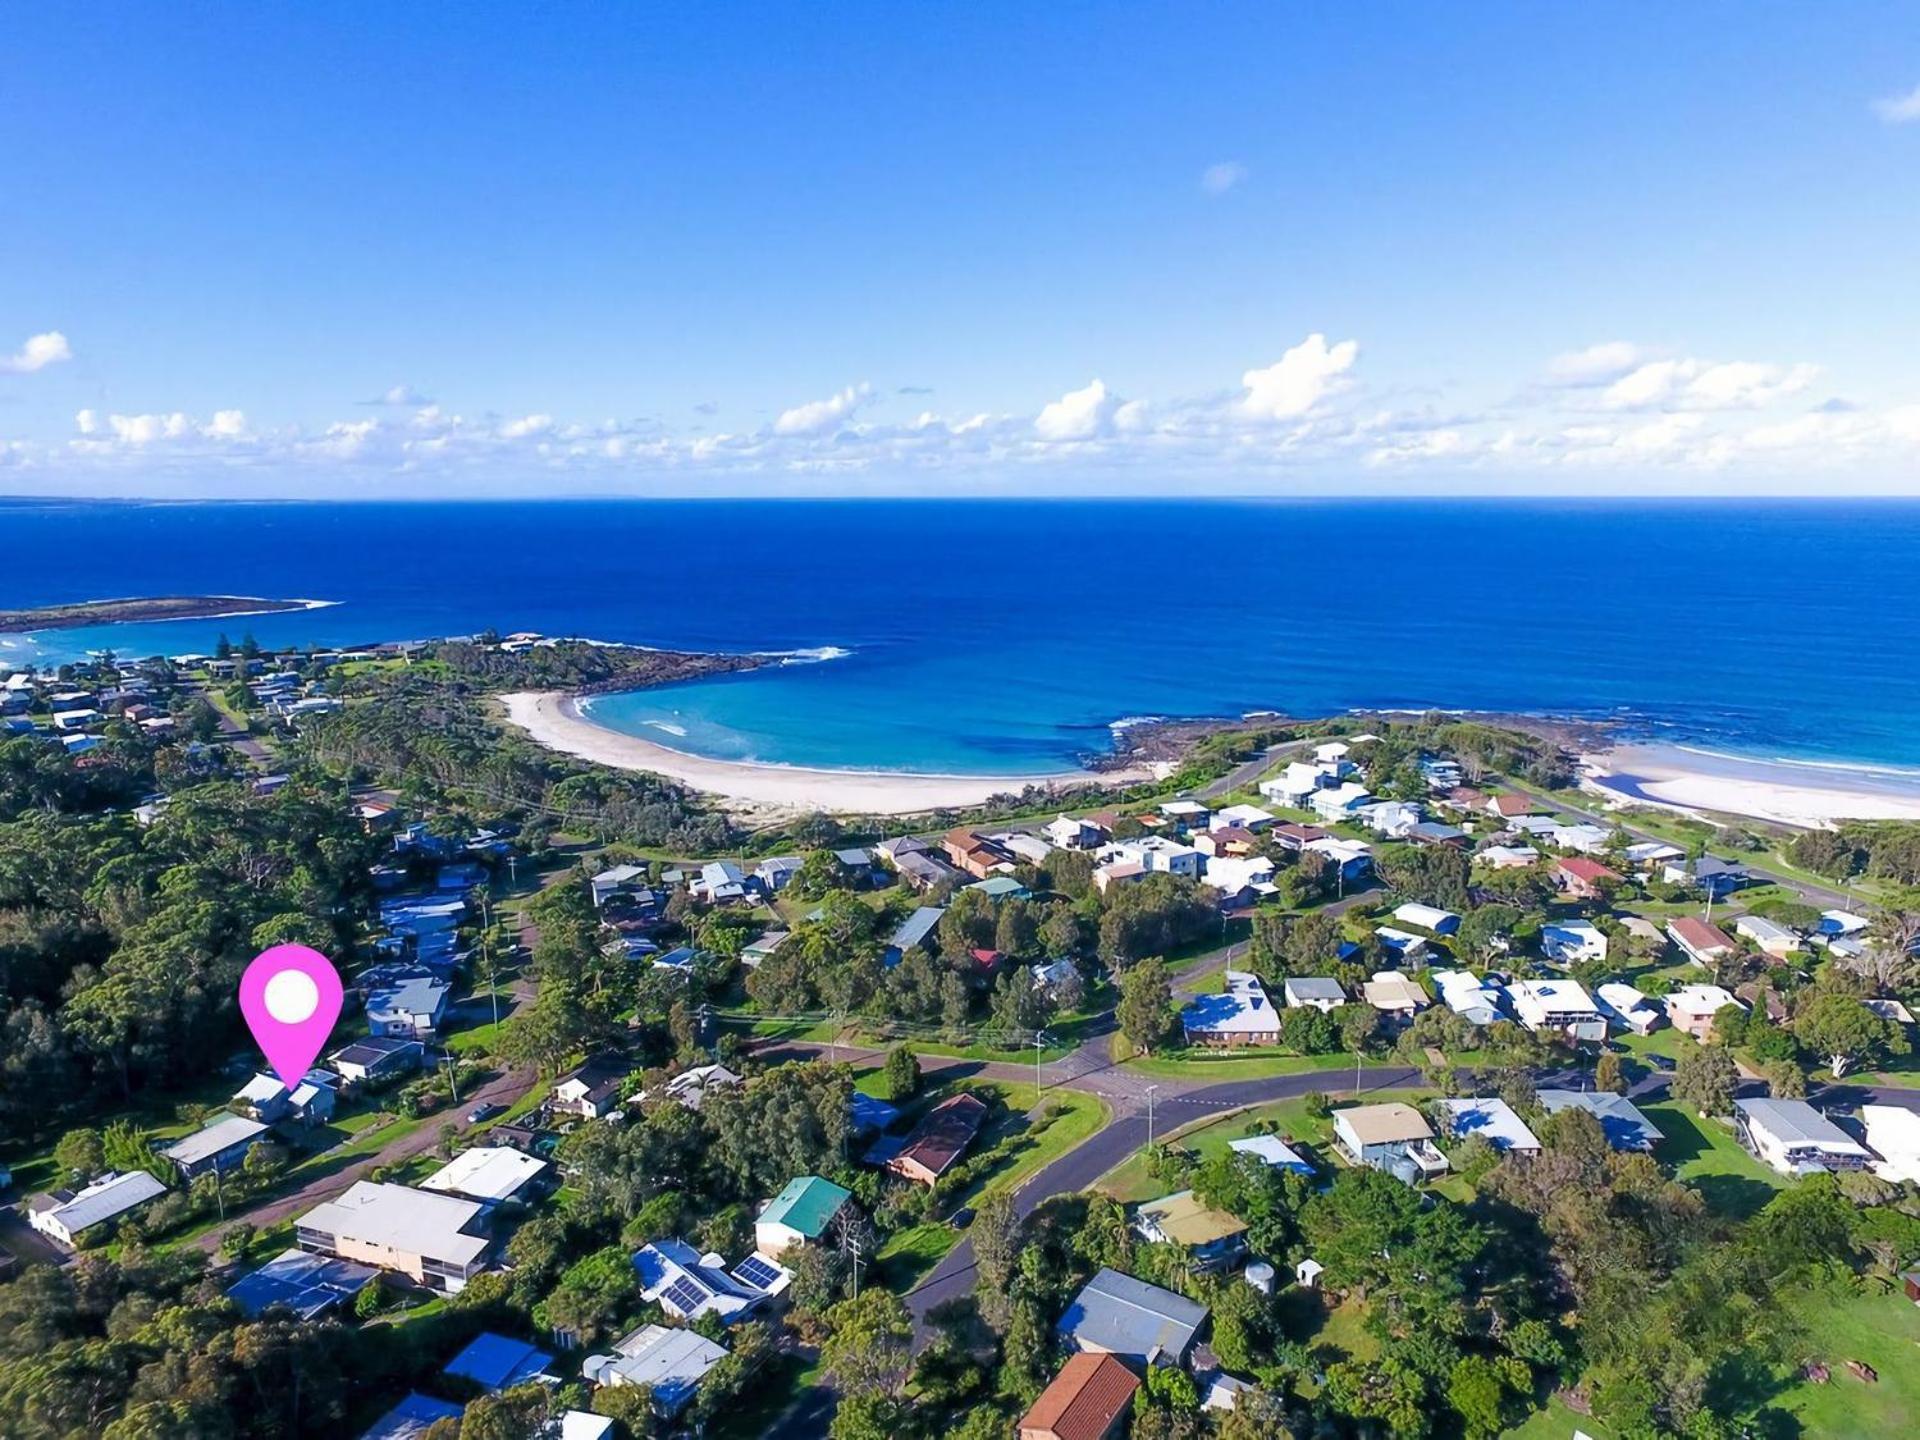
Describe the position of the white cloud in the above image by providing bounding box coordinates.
[1034,379,1123,441]
[774,383,871,436]
[104,412,191,445]
[1548,341,1641,383]
[74,408,98,435]
[1239,334,1359,420]
[0,331,73,373]
[365,383,432,406]
[203,409,249,439]
[1873,83,1920,123]
[499,413,554,439]
[1602,356,1818,411]
[1200,161,1248,196]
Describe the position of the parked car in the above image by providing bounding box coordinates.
[467,1101,505,1124]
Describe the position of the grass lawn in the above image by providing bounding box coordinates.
[1613,1027,1697,1067]
[1098,1088,1430,1203]
[1123,1049,1397,1082]
[874,1079,1107,1289]
[1638,1102,1787,1219]
[1502,1397,1612,1439]
[1771,1281,1920,1438]
[711,1353,826,1440]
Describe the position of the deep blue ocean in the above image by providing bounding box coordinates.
[4,498,1920,775]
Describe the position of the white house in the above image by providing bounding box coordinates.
[1476,844,1539,869]
[1260,762,1329,808]
[1374,927,1429,964]
[1282,976,1346,1012]
[1541,920,1608,966]
[1158,800,1212,830]
[1431,969,1503,1026]
[633,1239,770,1324]
[420,1147,551,1206]
[1391,902,1460,936]
[590,864,649,908]
[1104,835,1203,879]
[1362,971,1430,1019]
[28,1170,167,1247]
[1437,1097,1541,1153]
[1200,854,1277,905]
[1595,981,1662,1035]
[1666,983,1744,1040]
[1211,803,1275,832]
[1506,979,1607,1042]
[1042,815,1105,850]
[1734,915,1804,958]
[1860,1105,1920,1184]
[1331,1102,1448,1179]
[583,1325,729,1418]
[1734,1098,1871,1176]
[1310,783,1372,821]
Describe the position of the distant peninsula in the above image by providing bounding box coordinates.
[0,595,325,634]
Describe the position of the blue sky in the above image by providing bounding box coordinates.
[3,4,1918,495]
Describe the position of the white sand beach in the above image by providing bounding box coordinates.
[501,691,1151,816]
[1581,743,1920,827]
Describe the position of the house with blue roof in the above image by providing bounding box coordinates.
[443,1331,556,1392]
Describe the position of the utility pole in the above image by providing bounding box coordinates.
[1145,1084,1159,1150]
[1033,1030,1047,1100]
[444,1051,461,1107]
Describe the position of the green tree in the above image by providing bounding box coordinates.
[822,1290,913,1398]
[1793,991,1906,1077]
[883,1045,920,1101]
[1672,1042,1738,1116]
[1116,957,1176,1055]
[53,1127,106,1181]
[1592,1050,1624,1095]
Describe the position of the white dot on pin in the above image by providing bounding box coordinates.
[263,969,320,1025]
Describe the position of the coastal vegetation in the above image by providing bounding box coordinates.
[0,595,315,633]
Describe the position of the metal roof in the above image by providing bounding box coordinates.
[1058,1267,1208,1363]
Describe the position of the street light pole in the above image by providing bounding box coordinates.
[1145,1084,1159,1150]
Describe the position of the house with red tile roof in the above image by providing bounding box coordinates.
[1554,856,1620,900]
[1018,1352,1140,1440]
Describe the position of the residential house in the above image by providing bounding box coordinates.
[1374,927,1429,964]
[444,1332,556,1392]
[895,849,961,891]
[364,973,451,1039]
[692,861,748,904]
[1485,794,1535,821]
[1734,1098,1872,1175]
[361,1394,465,1440]
[1269,821,1329,851]
[1537,1090,1664,1151]
[329,1036,424,1087]
[886,1091,990,1185]
[1158,800,1212,830]
[884,906,946,967]
[1181,971,1281,1046]
[1548,823,1614,855]
[874,835,931,865]
[1541,920,1608,966]
[1031,958,1082,1000]
[1734,915,1804,958]
[1134,1190,1248,1271]
[1199,854,1276,907]
[1362,971,1430,1020]
[420,1147,551,1207]
[27,1170,167,1247]
[1194,826,1259,858]
[1259,762,1329,808]
[1282,976,1346,1012]
[632,1238,770,1323]
[232,1071,336,1126]
[1667,917,1737,968]
[1043,815,1107,850]
[1506,979,1607,1041]
[1553,857,1620,900]
[1306,836,1374,885]
[1666,983,1744,1040]
[1057,1267,1209,1367]
[1332,1102,1449,1179]
[943,827,1013,879]
[740,930,790,968]
[1595,982,1663,1035]
[162,1114,270,1181]
[1432,969,1504,1026]
[1817,909,1871,941]
[1314,741,1356,775]
[752,856,803,895]
[1477,844,1540,869]
[296,1181,493,1293]
[1860,1105,1920,1184]
[583,1324,729,1417]
[1228,1134,1314,1175]
[226,1247,378,1320]
[1360,801,1425,838]
[754,1175,854,1257]
[1438,1097,1541,1154]
[650,1062,742,1111]
[1309,782,1372,821]
[1623,840,1687,870]
[1017,1353,1140,1440]
[993,832,1054,867]
[1391,902,1460,936]
[553,1054,634,1120]
[1212,803,1275,831]
[971,874,1032,901]
[1104,835,1203,879]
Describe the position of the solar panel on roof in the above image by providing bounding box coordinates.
[733,1255,782,1290]
[662,1277,709,1314]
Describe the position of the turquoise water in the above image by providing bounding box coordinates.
[5,497,1920,774]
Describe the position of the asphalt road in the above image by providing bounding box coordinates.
[903,1063,1423,1330]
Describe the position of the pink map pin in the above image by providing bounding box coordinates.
[240,944,345,1087]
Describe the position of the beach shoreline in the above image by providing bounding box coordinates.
[500,690,1155,817]
[1579,742,1920,827]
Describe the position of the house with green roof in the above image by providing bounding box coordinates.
[754,1175,854,1257]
